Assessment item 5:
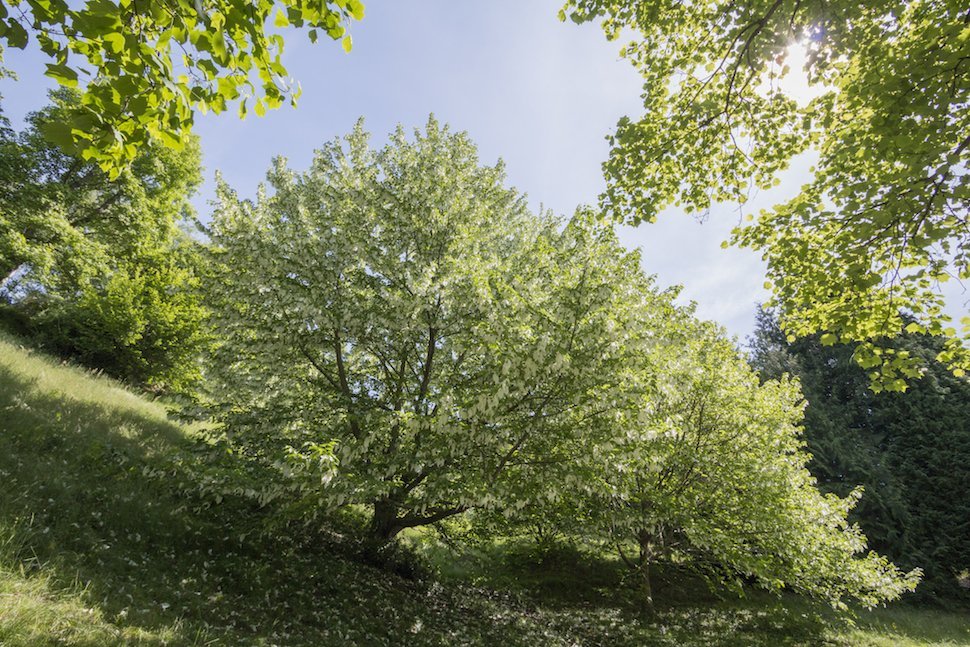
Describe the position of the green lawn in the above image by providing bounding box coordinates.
[1,332,967,646]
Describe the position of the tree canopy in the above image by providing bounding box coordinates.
[0,0,364,173]
[202,118,667,544]
[597,324,918,612]
[491,312,920,612]
[200,118,916,609]
[563,0,970,391]
[0,89,207,388]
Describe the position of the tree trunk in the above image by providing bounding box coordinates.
[367,498,403,553]
[638,561,655,618]
[637,528,655,618]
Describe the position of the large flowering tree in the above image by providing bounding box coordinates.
[202,119,663,544]
[202,118,918,609]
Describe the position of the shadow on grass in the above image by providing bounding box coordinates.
[0,359,490,645]
[420,537,838,646]
[0,361,226,643]
[0,361,638,646]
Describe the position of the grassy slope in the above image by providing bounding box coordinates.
[0,332,967,646]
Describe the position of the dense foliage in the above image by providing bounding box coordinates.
[494,315,919,611]
[0,90,206,389]
[0,0,364,173]
[203,118,668,544]
[750,308,970,602]
[563,0,970,389]
[202,118,917,608]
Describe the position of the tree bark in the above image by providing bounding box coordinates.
[638,561,655,618]
[369,498,467,541]
[637,528,656,618]
[369,497,403,546]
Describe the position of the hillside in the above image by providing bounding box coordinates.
[0,333,967,646]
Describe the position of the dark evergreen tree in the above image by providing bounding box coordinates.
[750,308,970,603]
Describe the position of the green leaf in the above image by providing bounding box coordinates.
[348,0,365,20]
[569,0,968,393]
[5,19,28,48]
[4,0,370,176]
[156,128,183,149]
[45,63,79,87]
[103,32,125,53]
[40,120,76,149]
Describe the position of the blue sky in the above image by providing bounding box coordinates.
[1,0,821,341]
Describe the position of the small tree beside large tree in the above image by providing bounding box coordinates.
[201,118,919,611]
[750,307,970,602]
[586,319,920,612]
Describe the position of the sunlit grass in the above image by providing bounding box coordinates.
[0,564,178,646]
[839,605,970,647]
